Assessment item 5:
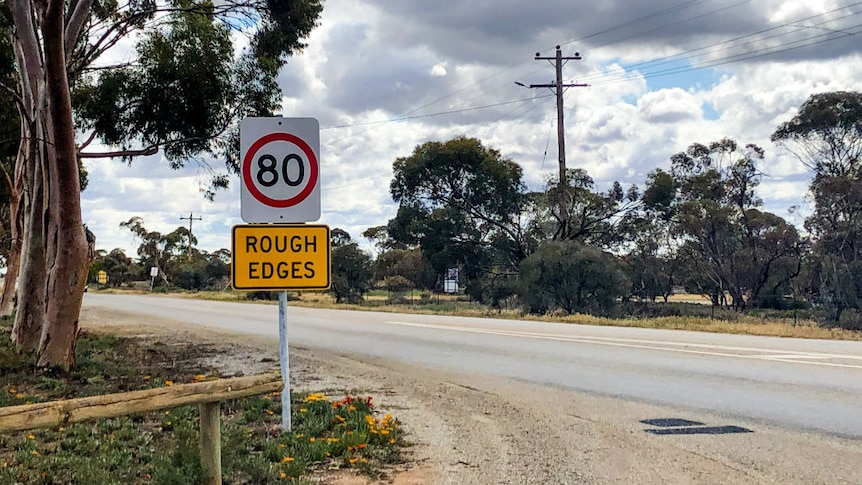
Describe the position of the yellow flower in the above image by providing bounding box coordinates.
[326,437,338,443]
[349,457,358,464]
[31,450,40,456]
[364,415,374,426]
[348,405,356,411]
[303,393,328,402]
[164,380,173,386]
[7,388,16,394]
[295,433,304,438]
[380,429,389,435]
[309,437,315,443]
[299,408,307,413]
[334,415,345,423]
[282,456,294,463]
[194,374,205,382]
[279,471,287,479]
[278,443,286,449]
[389,438,396,444]
[27,434,35,440]
[266,410,274,416]
[165,421,172,426]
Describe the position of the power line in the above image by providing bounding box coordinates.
[578,3,862,85]
[319,0,740,141]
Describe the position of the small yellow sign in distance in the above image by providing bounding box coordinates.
[231,224,331,291]
[97,270,107,284]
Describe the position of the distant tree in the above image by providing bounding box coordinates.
[518,241,628,316]
[372,248,436,291]
[529,168,639,247]
[655,139,802,310]
[362,225,405,252]
[329,230,372,304]
[388,137,531,288]
[91,248,138,288]
[773,91,862,326]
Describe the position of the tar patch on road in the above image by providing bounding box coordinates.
[641,418,753,435]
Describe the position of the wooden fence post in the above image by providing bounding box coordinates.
[199,402,222,485]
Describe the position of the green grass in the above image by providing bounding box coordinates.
[0,319,406,484]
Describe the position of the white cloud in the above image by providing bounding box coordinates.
[77,0,862,257]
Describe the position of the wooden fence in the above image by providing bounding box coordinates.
[0,373,284,485]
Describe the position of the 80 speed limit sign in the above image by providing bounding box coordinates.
[240,117,320,223]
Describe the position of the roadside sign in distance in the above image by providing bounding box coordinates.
[240,118,320,223]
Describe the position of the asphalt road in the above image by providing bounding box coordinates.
[83,293,862,439]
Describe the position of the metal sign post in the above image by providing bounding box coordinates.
[278,291,291,431]
[236,117,328,433]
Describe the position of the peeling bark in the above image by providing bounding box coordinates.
[0,160,22,317]
[9,0,89,369]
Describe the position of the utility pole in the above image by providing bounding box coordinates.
[521,45,587,239]
[179,212,202,257]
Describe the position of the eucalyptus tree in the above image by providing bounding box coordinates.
[654,138,802,310]
[772,91,862,325]
[388,136,532,291]
[2,0,321,367]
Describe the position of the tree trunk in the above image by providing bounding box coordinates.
[0,185,22,317]
[11,118,47,354]
[35,0,89,368]
[10,0,89,369]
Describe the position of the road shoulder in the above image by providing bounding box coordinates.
[82,306,862,485]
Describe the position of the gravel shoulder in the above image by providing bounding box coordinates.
[81,306,862,485]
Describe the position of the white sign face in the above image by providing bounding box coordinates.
[240,117,321,223]
[150,266,159,277]
[444,268,459,294]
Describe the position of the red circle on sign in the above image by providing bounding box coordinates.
[242,132,318,208]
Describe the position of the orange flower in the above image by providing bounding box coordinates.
[282,456,294,463]
[164,380,173,386]
[357,443,366,449]
[349,457,358,464]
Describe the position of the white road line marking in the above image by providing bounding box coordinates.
[385,321,862,370]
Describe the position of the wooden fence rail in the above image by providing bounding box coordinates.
[0,373,284,485]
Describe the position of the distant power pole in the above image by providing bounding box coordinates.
[179,212,202,257]
[521,45,587,239]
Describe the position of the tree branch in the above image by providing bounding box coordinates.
[64,0,92,59]
[78,146,158,158]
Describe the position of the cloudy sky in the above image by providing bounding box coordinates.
[80,0,862,256]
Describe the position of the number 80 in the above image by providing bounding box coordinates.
[256,154,304,188]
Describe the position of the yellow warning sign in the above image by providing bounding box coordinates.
[231,225,331,290]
